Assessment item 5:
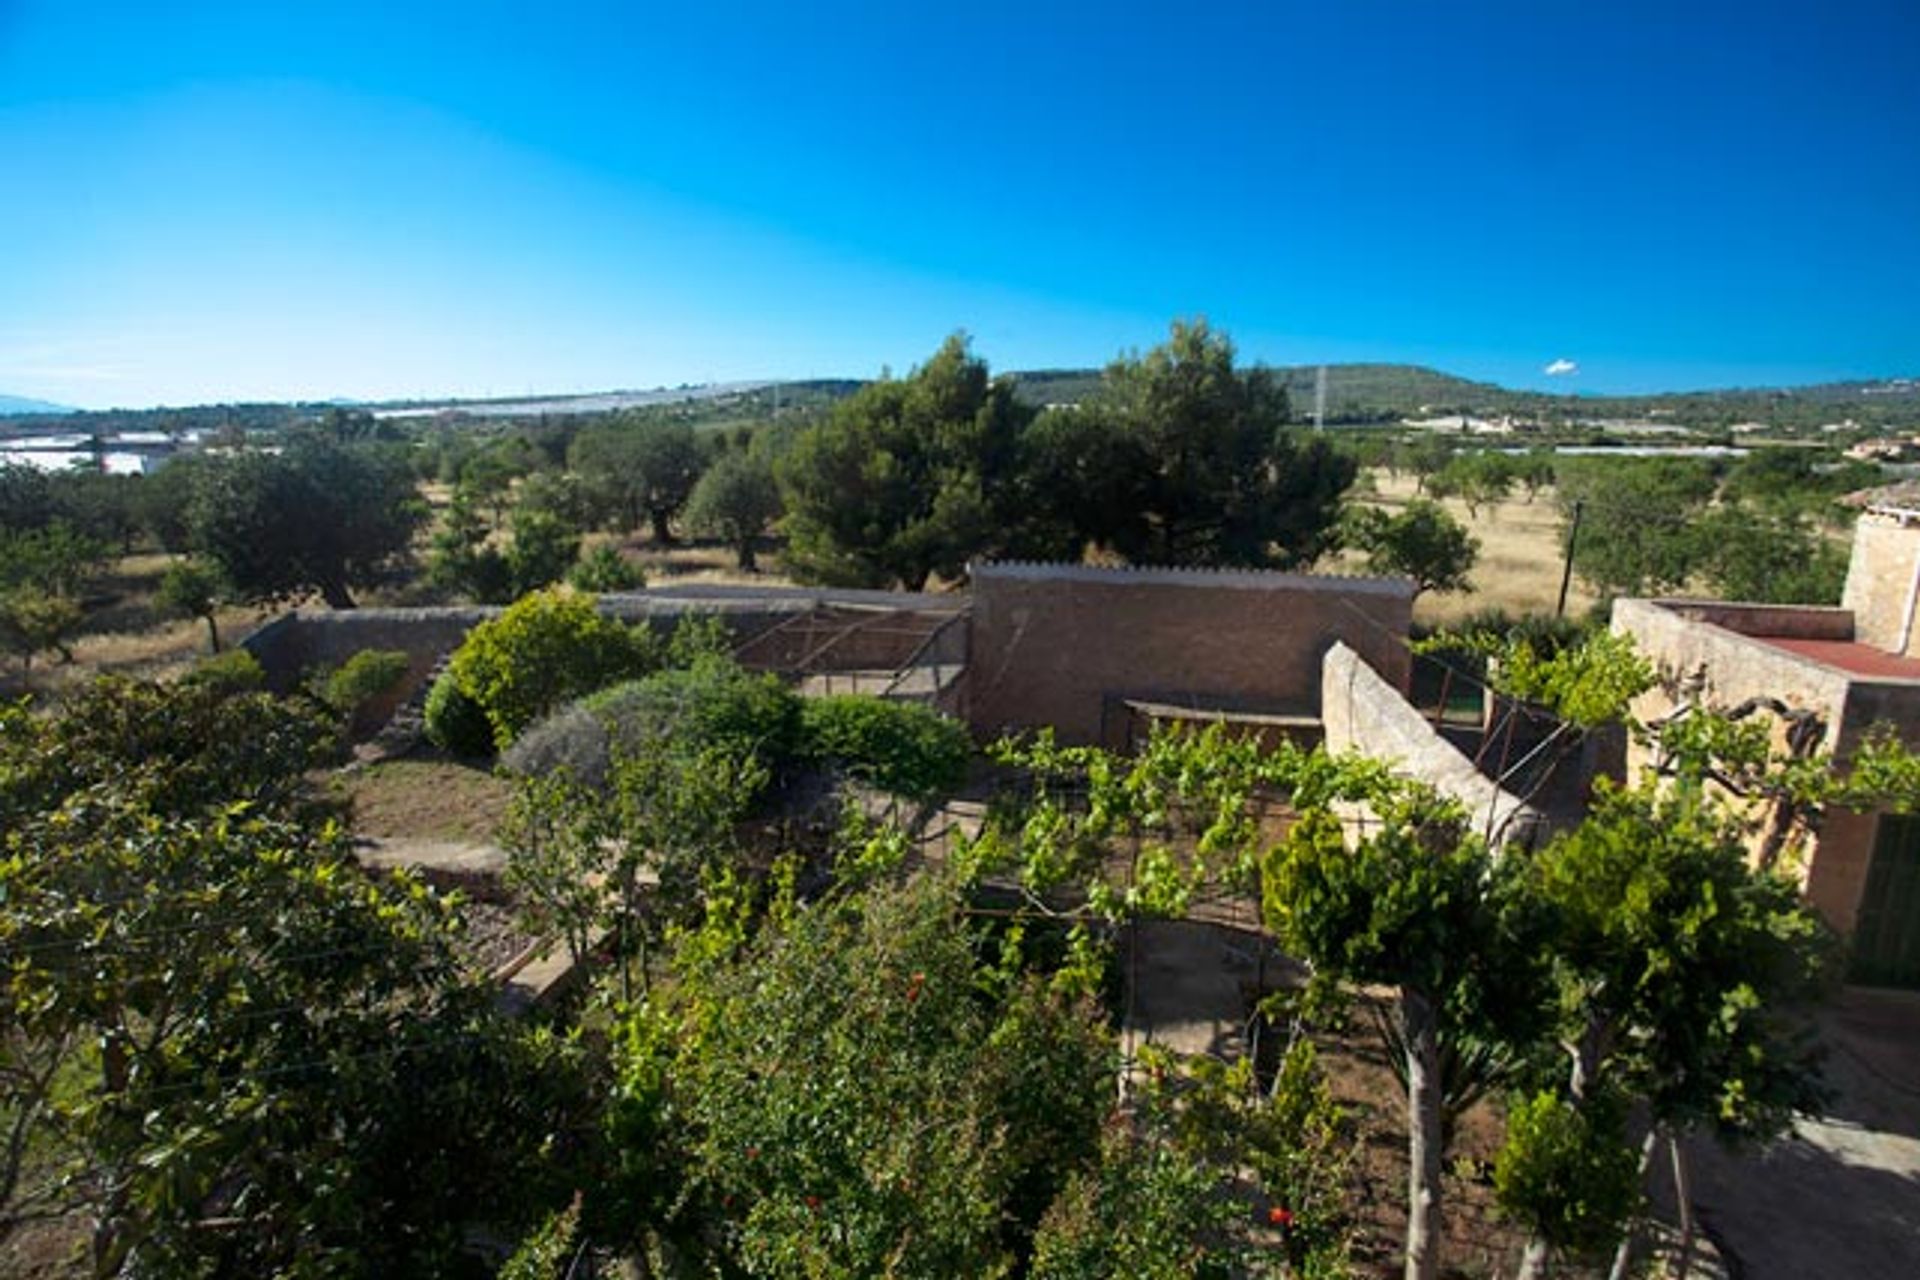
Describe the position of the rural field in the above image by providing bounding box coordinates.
[1335,470,1597,626]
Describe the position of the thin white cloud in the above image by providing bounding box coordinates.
[1544,357,1578,377]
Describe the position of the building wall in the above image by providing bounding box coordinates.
[968,562,1413,747]
[1321,642,1545,848]
[1843,515,1920,655]
[1611,597,1920,933]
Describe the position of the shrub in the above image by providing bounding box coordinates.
[801,696,972,800]
[499,702,612,789]
[424,669,497,758]
[505,656,801,797]
[568,542,647,593]
[321,649,412,717]
[587,658,801,762]
[181,649,266,698]
[447,587,658,749]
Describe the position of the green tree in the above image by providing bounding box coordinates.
[154,557,228,653]
[1063,320,1355,567]
[570,417,707,543]
[446,586,657,748]
[605,872,1114,1276]
[779,333,1033,589]
[1343,499,1478,597]
[188,436,426,608]
[686,449,783,570]
[0,588,83,677]
[1263,777,1547,1280]
[1555,458,1717,598]
[1694,503,1848,605]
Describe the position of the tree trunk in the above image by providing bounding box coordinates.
[649,510,676,546]
[735,536,757,573]
[1402,986,1444,1280]
[1671,1133,1696,1279]
[1516,1236,1551,1280]
[317,578,357,609]
[204,612,221,654]
[1605,1125,1664,1280]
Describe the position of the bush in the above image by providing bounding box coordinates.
[504,656,801,798]
[568,542,647,593]
[447,587,658,749]
[181,649,266,698]
[321,649,412,716]
[424,669,497,758]
[801,696,972,800]
[587,658,801,761]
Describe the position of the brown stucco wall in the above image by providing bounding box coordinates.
[1842,515,1920,655]
[967,562,1413,747]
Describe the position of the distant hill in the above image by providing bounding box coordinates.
[0,394,76,417]
[1008,364,1920,431]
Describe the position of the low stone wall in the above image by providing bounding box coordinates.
[1321,642,1545,848]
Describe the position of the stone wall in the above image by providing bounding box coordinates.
[1321,642,1546,848]
[967,562,1413,747]
[1843,515,1920,655]
[1611,596,1920,932]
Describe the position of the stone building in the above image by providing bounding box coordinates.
[1614,486,1920,986]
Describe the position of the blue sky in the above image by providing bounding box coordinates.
[2,1,1916,408]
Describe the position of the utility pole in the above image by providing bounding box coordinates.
[1556,499,1585,618]
[1314,364,1328,431]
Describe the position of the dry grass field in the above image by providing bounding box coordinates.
[1332,469,1600,628]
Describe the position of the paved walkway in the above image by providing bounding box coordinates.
[1672,987,1920,1280]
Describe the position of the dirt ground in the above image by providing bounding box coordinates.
[332,757,514,844]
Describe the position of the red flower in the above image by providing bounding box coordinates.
[1268,1206,1294,1228]
[805,1195,821,1211]
[746,1145,760,1160]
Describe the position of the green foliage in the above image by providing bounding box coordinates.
[1494,1092,1641,1260]
[1029,1127,1268,1279]
[1161,1042,1357,1275]
[586,659,802,765]
[500,1196,585,1280]
[508,657,801,793]
[187,434,427,608]
[181,647,266,698]
[975,724,1277,925]
[1481,628,1655,729]
[321,647,412,723]
[1693,503,1849,605]
[1342,499,1478,596]
[686,449,784,570]
[606,873,1114,1276]
[0,520,110,595]
[1431,451,1515,517]
[569,541,646,592]
[423,667,497,757]
[0,587,83,673]
[447,586,658,748]
[780,333,1034,589]
[1055,319,1355,567]
[154,556,227,652]
[801,694,972,799]
[570,416,708,541]
[1528,780,1834,1137]
[1557,457,1717,598]
[0,674,335,826]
